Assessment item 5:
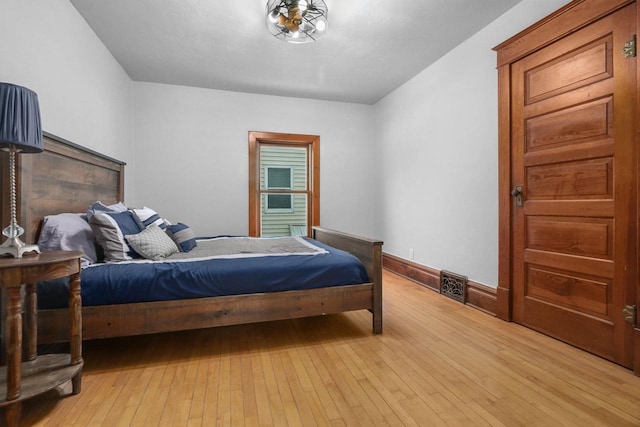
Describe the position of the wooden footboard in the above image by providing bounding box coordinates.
[312,227,383,334]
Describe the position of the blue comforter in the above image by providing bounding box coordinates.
[38,237,369,308]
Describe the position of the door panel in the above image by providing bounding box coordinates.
[525,97,612,151]
[525,35,613,103]
[526,158,613,199]
[526,267,611,318]
[511,5,636,367]
[526,216,613,258]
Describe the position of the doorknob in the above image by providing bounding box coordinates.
[511,185,523,208]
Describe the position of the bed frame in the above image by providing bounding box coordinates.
[0,132,383,343]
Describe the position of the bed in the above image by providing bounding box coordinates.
[0,132,383,343]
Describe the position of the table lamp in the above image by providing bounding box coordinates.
[0,83,43,258]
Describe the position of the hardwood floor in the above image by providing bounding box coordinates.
[19,270,640,426]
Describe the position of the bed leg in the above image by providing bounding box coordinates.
[373,313,382,334]
[372,245,383,334]
[372,293,382,334]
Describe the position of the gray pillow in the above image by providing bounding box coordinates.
[37,213,97,267]
[125,225,179,260]
[86,200,127,221]
[89,211,144,262]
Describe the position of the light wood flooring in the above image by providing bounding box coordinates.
[18,270,640,426]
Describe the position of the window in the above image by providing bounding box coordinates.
[249,132,320,237]
[266,194,292,211]
[265,166,293,212]
[266,166,292,189]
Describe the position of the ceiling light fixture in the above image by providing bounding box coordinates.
[266,0,328,44]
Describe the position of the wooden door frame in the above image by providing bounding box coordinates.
[248,131,320,237]
[494,0,639,374]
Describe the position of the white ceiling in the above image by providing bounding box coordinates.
[69,0,521,105]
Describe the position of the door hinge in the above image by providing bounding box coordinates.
[622,35,636,58]
[622,305,637,324]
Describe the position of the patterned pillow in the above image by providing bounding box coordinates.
[132,206,169,229]
[89,211,144,262]
[125,225,179,260]
[166,223,197,252]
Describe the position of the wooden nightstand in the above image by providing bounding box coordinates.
[0,251,83,427]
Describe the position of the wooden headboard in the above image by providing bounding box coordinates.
[0,132,126,245]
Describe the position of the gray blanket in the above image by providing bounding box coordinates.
[166,236,326,261]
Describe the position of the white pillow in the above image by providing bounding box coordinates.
[132,206,169,229]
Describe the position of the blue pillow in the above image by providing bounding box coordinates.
[166,223,197,252]
[89,211,144,262]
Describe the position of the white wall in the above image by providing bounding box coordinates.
[373,0,569,287]
[0,0,134,201]
[0,0,572,286]
[133,82,374,237]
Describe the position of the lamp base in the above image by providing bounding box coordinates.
[0,237,40,258]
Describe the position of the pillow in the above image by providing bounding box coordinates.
[37,213,97,267]
[86,201,127,221]
[132,206,169,230]
[166,223,197,252]
[89,211,144,262]
[125,225,179,260]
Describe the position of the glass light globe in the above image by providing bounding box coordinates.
[265,0,328,43]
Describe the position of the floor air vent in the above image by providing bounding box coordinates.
[440,270,467,303]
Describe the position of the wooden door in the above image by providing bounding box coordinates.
[510,4,636,367]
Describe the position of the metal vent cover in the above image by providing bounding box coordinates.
[440,270,467,303]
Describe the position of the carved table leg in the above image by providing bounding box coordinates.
[5,403,20,427]
[24,283,37,361]
[6,287,22,400]
[5,287,22,426]
[69,270,83,394]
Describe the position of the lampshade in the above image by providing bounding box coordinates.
[0,82,42,258]
[266,0,328,44]
[0,83,43,153]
